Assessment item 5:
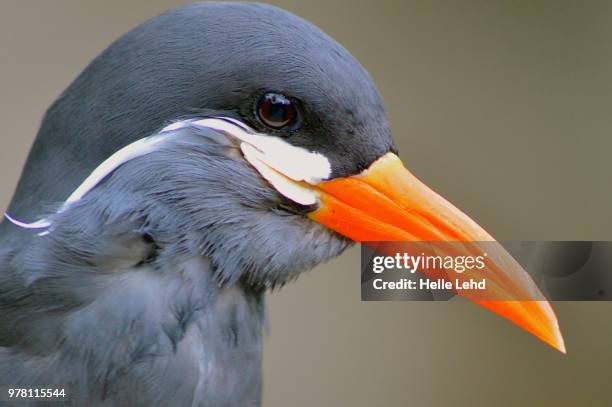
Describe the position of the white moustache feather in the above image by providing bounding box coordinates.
[5,117,331,233]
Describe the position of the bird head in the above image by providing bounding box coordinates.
[4,3,563,352]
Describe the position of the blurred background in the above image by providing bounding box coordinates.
[1,1,611,405]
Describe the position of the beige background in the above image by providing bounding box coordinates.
[1,1,611,406]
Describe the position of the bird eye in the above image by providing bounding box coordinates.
[256,93,298,130]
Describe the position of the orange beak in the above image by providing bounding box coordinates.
[308,152,565,353]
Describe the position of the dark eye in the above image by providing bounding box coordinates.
[256,93,298,129]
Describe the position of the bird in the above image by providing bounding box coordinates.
[0,2,564,406]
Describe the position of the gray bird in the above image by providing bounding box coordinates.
[0,2,563,406]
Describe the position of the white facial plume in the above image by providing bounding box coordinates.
[5,117,332,233]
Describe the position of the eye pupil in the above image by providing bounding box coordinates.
[257,93,297,129]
